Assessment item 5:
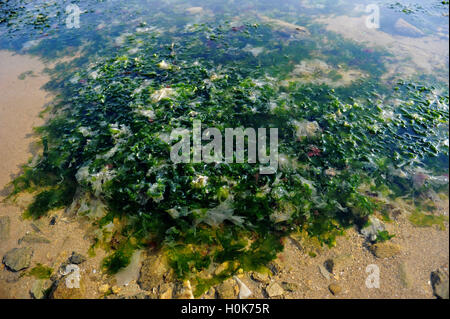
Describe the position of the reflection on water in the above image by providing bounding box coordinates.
[0,0,448,85]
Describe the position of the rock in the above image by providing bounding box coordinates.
[137,252,169,291]
[49,274,86,299]
[328,283,342,296]
[431,269,449,299]
[19,233,50,244]
[30,279,52,299]
[173,280,194,299]
[216,278,239,299]
[30,223,42,233]
[394,18,424,37]
[324,254,353,274]
[158,283,174,299]
[318,265,331,280]
[234,276,252,299]
[0,216,10,240]
[268,260,282,276]
[3,247,33,271]
[360,215,385,242]
[281,282,298,292]
[251,271,270,284]
[370,242,402,259]
[98,284,110,294]
[69,251,87,265]
[265,282,284,298]
[49,216,57,225]
[214,262,229,276]
[111,285,121,294]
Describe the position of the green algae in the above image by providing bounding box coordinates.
[409,211,448,230]
[27,264,53,279]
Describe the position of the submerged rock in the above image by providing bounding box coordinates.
[158,283,174,299]
[360,216,385,242]
[137,252,169,291]
[173,280,194,299]
[216,278,239,299]
[69,251,87,265]
[3,247,33,271]
[265,282,284,298]
[318,265,331,280]
[252,271,270,284]
[19,233,50,244]
[30,279,52,299]
[370,242,402,259]
[431,268,449,299]
[49,274,86,299]
[328,283,342,296]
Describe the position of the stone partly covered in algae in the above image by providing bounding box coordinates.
[252,271,270,284]
[0,216,10,240]
[69,251,87,265]
[173,280,194,299]
[216,278,239,299]
[158,283,174,299]
[3,247,33,271]
[328,283,342,296]
[370,242,402,259]
[30,279,52,299]
[19,233,50,244]
[360,215,385,242]
[137,252,169,291]
[49,274,86,299]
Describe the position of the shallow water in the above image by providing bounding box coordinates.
[0,0,448,299]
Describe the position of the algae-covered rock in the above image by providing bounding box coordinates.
[370,242,402,258]
[431,269,449,299]
[216,278,239,299]
[49,274,86,299]
[69,251,87,265]
[173,280,194,299]
[328,283,342,296]
[19,233,50,244]
[3,247,33,271]
[137,252,169,291]
[30,279,52,299]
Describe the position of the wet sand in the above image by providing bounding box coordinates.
[0,51,50,194]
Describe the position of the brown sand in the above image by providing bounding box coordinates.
[0,50,51,193]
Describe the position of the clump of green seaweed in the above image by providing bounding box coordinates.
[5,10,449,297]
